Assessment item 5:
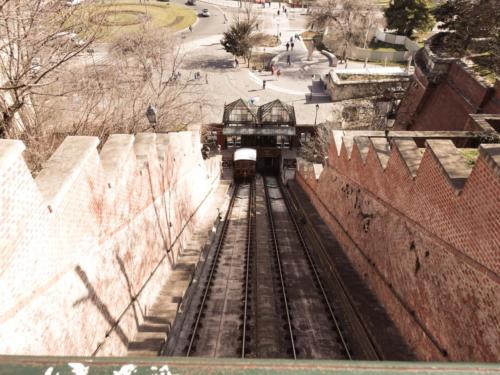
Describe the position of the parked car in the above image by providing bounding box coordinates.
[200,9,210,17]
[53,32,86,47]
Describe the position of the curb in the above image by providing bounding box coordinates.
[175,14,200,35]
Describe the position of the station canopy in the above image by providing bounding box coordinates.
[223,99,296,127]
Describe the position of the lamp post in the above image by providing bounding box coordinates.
[314,104,319,125]
[146,104,157,128]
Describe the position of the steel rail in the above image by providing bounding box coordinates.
[277,179,353,360]
[263,176,297,360]
[286,182,382,360]
[186,183,241,357]
[241,180,255,358]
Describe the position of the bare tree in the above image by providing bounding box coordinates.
[106,28,204,132]
[20,27,206,171]
[0,0,101,136]
[308,0,383,58]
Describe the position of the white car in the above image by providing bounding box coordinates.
[53,32,86,47]
[200,9,210,17]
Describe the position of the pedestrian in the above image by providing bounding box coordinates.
[277,9,280,16]
[277,69,281,80]
[262,80,266,89]
[290,36,293,43]
[205,73,208,84]
[287,54,291,66]
[189,25,192,32]
[291,42,294,50]
[286,42,290,51]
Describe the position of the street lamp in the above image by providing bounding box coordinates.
[146,104,157,127]
[314,104,319,125]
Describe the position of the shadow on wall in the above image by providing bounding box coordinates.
[116,255,143,331]
[73,265,129,349]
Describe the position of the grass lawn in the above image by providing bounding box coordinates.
[253,33,280,47]
[71,0,196,41]
[368,40,407,52]
[300,30,318,40]
[246,52,275,70]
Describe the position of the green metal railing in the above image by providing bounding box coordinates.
[0,356,499,374]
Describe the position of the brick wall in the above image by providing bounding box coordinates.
[295,132,500,361]
[395,60,500,131]
[0,131,221,356]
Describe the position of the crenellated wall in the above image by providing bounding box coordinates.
[394,37,500,131]
[295,130,500,362]
[0,131,221,356]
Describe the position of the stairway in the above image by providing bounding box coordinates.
[127,181,230,356]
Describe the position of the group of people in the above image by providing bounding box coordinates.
[193,71,209,83]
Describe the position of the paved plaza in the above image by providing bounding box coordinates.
[174,0,336,124]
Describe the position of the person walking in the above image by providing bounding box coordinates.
[286,42,290,51]
[291,42,294,51]
[205,73,208,84]
[287,54,291,66]
[262,80,266,89]
[188,25,192,32]
[290,36,293,43]
[276,69,281,80]
[277,9,280,16]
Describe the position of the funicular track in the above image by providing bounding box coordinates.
[263,176,352,359]
[185,181,255,357]
[174,176,380,360]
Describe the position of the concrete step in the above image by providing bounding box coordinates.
[127,180,231,357]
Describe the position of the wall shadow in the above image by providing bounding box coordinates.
[73,265,129,349]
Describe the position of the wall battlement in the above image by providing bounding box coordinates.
[0,131,221,356]
[296,130,499,361]
[395,37,500,132]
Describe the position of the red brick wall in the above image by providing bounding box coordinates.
[0,132,221,356]
[295,137,500,361]
[395,62,500,131]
